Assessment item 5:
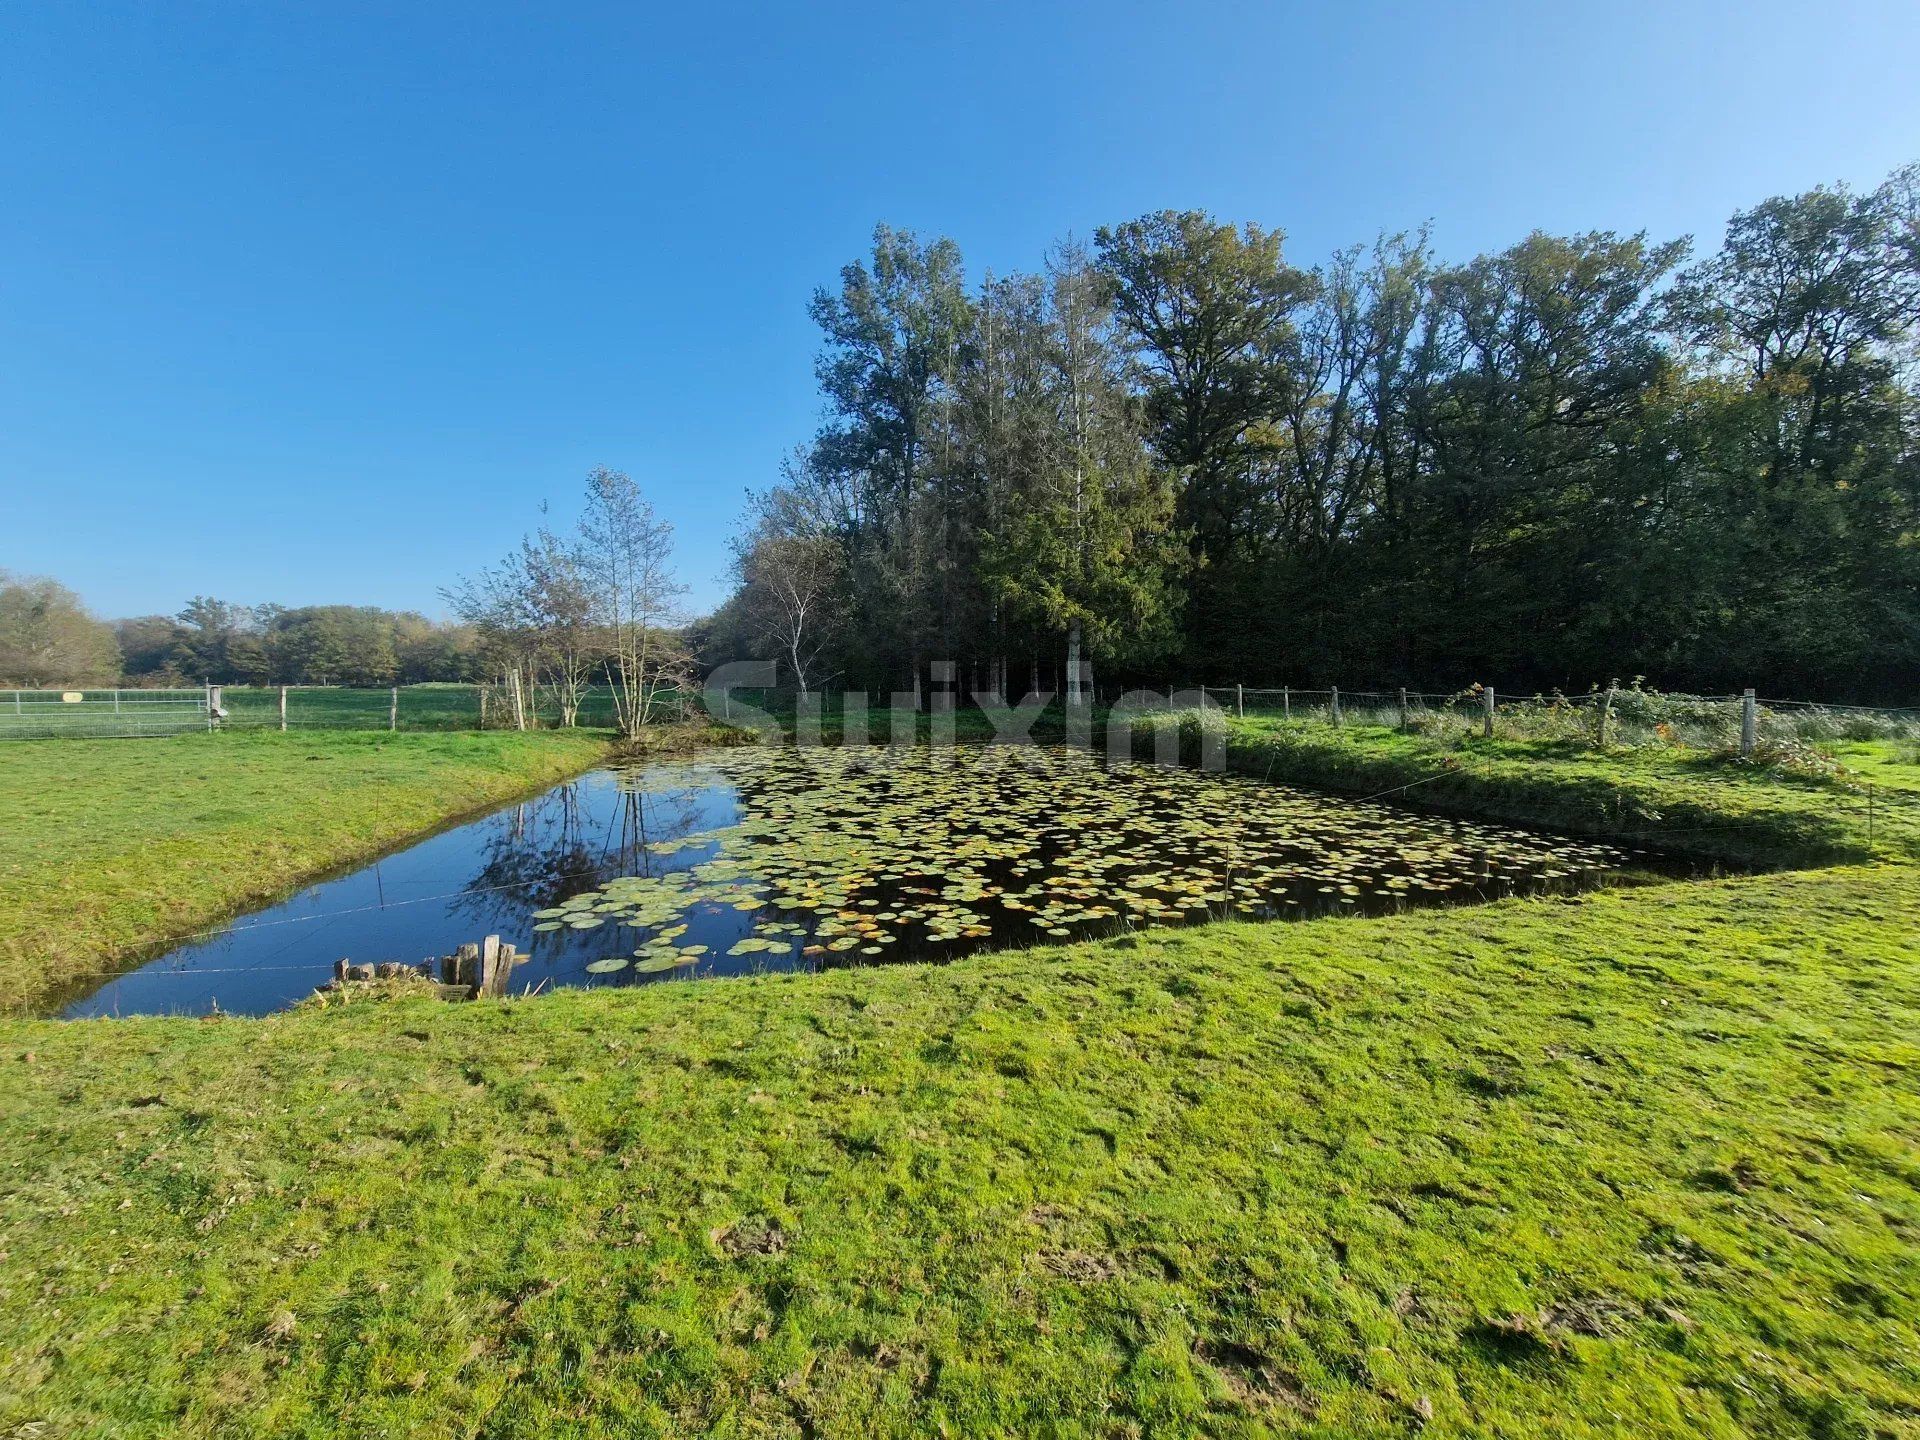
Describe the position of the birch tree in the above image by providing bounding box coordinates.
[578,467,690,735]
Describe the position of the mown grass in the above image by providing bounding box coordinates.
[0,865,1915,1437]
[2,713,1918,1435]
[0,729,609,1010]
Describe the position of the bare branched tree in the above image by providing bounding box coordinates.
[519,525,598,727]
[731,474,847,693]
[441,559,540,729]
[578,468,690,735]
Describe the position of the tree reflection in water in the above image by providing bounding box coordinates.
[450,772,717,928]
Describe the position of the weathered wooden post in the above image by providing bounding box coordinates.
[279,685,288,731]
[1483,686,1495,739]
[442,942,480,991]
[208,684,222,731]
[389,686,399,732]
[1330,685,1342,727]
[1398,686,1409,731]
[477,935,503,997]
[1740,688,1757,758]
[1598,685,1615,748]
[1282,685,1290,720]
[1235,683,1244,719]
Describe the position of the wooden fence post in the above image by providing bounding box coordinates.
[1598,685,1614,747]
[1483,686,1495,739]
[1398,686,1409,731]
[279,685,288,731]
[477,935,502,997]
[1331,685,1342,726]
[1282,685,1290,720]
[1740,688,1756,758]
[389,686,399,732]
[1235,683,1244,719]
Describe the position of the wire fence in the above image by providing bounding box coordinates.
[6,677,1917,753]
[1193,683,1920,753]
[0,687,212,739]
[0,683,696,740]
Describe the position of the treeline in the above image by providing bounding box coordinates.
[3,470,693,722]
[114,599,481,686]
[713,164,1920,701]
[0,575,491,688]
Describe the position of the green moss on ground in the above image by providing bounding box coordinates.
[0,730,608,1009]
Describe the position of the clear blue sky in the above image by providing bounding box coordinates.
[3,1,1916,621]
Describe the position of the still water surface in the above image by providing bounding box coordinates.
[68,746,1639,1018]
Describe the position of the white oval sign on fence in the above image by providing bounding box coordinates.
[61,692,84,703]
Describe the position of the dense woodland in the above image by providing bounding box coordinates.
[710,164,1920,701]
[6,165,1916,703]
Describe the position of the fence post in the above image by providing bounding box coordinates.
[279,686,288,731]
[113,689,122,715]
[1598,685,1614,747]
[1331,685,1342,726]
[1398,686,1408,731]
[1282,685,1290,720]
[1483,686,1495,739]
[1740,688,1756,758]
[1235,683,1244,719]
[390,686,399,732]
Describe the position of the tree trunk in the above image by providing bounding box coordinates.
[1066,623,1083,705]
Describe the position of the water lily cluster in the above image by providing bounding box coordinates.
[532,747,1633,979]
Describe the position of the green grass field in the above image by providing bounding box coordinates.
[0,684,698,737]
[0,717,1916,1436]
[0,729,609,1010]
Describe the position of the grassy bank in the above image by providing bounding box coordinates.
[1210,718,1919,870]
[0,730,609,1010]
[3,716,1918,1434]
[1,864,1916,1436]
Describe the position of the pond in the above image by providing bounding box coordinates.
[67,745,1644,1018]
